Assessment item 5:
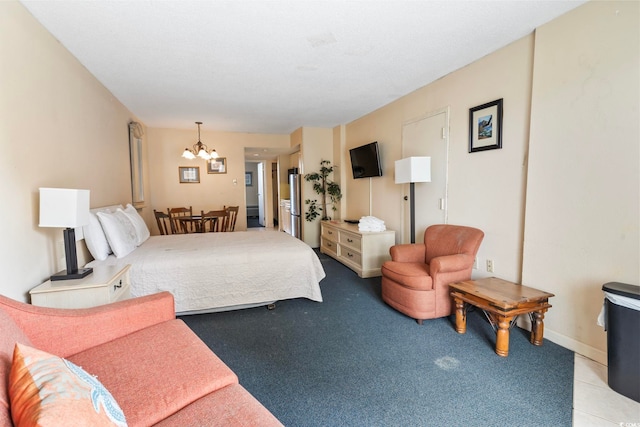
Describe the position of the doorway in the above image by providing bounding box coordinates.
[245,160,278,229]
[401,108,449,243]
[245,162,263,228]
[244,147,299,230]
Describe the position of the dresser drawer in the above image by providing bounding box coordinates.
[322,225,338,241]
[339,230,361,250]
[321,237,338,256]
[339,245,362,267]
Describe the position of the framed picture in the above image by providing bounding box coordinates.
[179,166,200,183]
[469,98,503,153]
[245,172,253,186]
[207,157,227,174]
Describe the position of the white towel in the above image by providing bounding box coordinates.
[358,216,386,232]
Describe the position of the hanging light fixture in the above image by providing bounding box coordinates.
[182,121,219,160]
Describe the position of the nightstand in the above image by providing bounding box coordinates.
[30,265,131,309]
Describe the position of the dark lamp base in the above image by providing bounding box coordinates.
[50,267,93,281]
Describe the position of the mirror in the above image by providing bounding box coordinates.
[129,122,145,207]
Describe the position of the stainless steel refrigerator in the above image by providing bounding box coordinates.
[288,168,301,239]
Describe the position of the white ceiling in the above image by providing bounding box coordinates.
[21,0,584,137]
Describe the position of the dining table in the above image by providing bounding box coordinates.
[177,214,227,233]
[177,215,203,233]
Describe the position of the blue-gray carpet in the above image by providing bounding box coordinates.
[181,251,574,426]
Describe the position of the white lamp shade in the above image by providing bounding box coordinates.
[39,188,90,228]
[394,157,431,184]
[197,149,211,160]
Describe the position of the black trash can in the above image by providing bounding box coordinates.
[602,282,640,403]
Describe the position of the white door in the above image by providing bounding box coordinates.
[257,162,265,226]
[401,108,449,244]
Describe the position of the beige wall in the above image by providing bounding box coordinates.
[0,2,138,301]
[345,34,534,284]
[342,1,639,362]
[346,106,404,222]
[522,0,639,363]
[333,125,347,220]
[145,127,289,233]
[299,127,334,247]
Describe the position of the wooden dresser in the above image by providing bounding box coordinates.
[320,220,395,278]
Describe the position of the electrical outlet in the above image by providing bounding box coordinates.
[486,259,494,273]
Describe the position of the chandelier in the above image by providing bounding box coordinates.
[182,122,219,160]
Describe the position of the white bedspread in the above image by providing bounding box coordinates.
[86,230,325,314]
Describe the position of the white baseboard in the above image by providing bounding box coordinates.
[544,328,607,366]
[516,318,607,366]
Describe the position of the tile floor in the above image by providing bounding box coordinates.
[573,354,640,426]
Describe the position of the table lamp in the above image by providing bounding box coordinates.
[39,188,93,281]
[394,157,431,243]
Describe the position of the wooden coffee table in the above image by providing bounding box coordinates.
[449,277,554,357]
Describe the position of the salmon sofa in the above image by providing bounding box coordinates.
[0,291,282,426]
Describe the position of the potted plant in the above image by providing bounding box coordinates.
[304,159,342,221]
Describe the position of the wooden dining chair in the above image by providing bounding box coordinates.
[153,209,171,235]
[168,206,193,233]
[224,206,239,232]
[201,210,228,233]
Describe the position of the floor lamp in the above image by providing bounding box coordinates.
[394,157,431,243]
[39,188,93,281]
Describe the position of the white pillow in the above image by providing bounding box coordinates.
[121,204,150,246]
[83,212,112,261]
[96,210,138,258]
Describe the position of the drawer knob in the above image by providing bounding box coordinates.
[114,279,123,291]
[347,238,353,243]
[347,253,353,257]
[328,231,333,234]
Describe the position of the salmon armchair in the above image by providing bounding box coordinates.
[381,224,484,324]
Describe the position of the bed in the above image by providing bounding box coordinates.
[83,206,325,315]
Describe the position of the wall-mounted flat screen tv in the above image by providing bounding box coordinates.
[349,141,382,179]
